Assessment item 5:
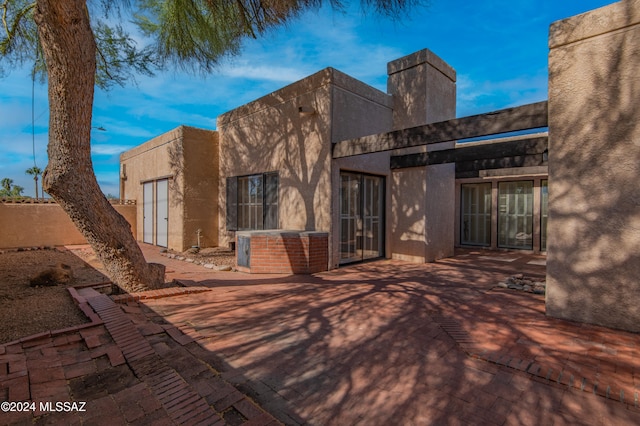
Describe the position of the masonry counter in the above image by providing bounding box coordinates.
[235,230,329,274]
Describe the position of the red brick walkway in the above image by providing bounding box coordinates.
[138,246,640,425]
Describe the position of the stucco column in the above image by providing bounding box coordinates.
[387,48,456,130]
[546,0,640,332]
[387,49,457,262]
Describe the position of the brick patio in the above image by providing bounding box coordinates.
[2,244,640,425]
[141,246,640,425]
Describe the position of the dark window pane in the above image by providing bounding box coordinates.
[226,177,238,231]
[232,172,279,231]
[460,183,491,246]
[264,173,278,229]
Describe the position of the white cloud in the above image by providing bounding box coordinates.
[93,116,157,139]
[219,63,306,83]
[456,72,548,117]
[91,144,133,156]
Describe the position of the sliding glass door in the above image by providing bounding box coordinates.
[340,172,384,264]
[460,183,492,246]
[498,181,533,249]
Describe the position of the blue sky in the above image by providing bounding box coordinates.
[0,0,613,197]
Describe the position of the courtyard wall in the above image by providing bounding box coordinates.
[0,200,136,249]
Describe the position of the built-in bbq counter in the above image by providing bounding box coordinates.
[235,230,329,274]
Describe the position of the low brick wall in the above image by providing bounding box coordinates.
[0,200,136,249]
[236,231,328,274]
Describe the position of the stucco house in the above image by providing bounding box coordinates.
[119,126,219,251]
[122,0,640,334]
[122,0,640,335]
[120,47,550,273]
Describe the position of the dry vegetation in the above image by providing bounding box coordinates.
[164,246,236,269]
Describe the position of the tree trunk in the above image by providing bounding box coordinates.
[34,0,165,293]
[33,176,38,201]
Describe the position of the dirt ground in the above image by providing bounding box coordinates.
[0,246,236,344]
[0,248,108,344]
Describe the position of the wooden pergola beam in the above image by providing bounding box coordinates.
[332,101,548,158]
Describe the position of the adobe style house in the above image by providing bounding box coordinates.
[122,0,640,333]
[121,48,549,270]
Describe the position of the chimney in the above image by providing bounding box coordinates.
[387,48,456,130]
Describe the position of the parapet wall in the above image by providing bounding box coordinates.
[0,201,136,249]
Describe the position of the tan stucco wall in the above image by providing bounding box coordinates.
[387,48,457,130]
[218,68,394,268]
[424,159,456,261]
[121,127,186,250]
[330,74,393,142]
[547,0,640,332]
[391,167,428,262]
[181,127,219,249]
[217,70,334,249]
[390,144,456,263]
[120,126,218,251]
[0,202,136,249]
[387,49,457,262]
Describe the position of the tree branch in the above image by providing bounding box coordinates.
[1,1,35,54]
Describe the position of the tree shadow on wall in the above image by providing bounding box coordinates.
[218,85,332,235]
[167,141,184,207]
[547,3,640,330]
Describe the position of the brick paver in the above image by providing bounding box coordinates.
[140,245,640,425]
[3,244,640,425]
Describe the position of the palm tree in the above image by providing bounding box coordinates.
[0,178,12,194]
[26,166,42,200]
[11,185,24,197]
[0,178,24,198]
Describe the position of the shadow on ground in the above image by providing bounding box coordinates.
[141,252,640,425]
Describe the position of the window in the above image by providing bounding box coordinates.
[460,183,492,246]
[498,181,533,249]
[227,172,278,231]
[238,175,263,230]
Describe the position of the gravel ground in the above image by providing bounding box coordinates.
[164,246,236,269]
[0,248,109,344]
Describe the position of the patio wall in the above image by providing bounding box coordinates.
[0,201,136,249]
[547,0,640,332]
